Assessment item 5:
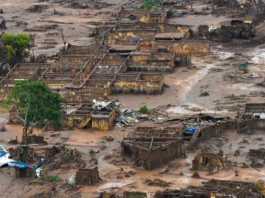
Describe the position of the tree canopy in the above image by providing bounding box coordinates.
[141,0,159,10]
[1,33,30,60]
[6,81,63,144]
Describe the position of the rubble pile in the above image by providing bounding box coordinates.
[29,185,81,198]
[145,178,171,187]
[9,146,38,163]
[26,5,49,12]
[44,146,85,171]
[24,25,58,32]
[93,99,139,125]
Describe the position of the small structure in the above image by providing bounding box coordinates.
[76,167,100,185]
[92,54,127,75]
[42,57,88,89]
[27,135,47,144]
[123,191,147,198]
[243,103,265,119]
[197,179,255,198]
[192,153,226,174]
[63,102,116,131]
[60,45,98,58]
[127,52,176,72]
[0,63,50,89]
[121,137,185,170]
[157,180,257,198]
[109,39,140,53]
[131,125,183,138]
[149,8,168,23]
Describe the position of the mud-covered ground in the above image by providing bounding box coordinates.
[1,0,265,197]
[1,0,139,56]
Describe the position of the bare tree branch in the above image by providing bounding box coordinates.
[14,105,25,123]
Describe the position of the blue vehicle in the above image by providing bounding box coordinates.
[0,145,44,177]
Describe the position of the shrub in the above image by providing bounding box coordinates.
[239,65,249,73]
[1,33,30,60]
[141,0,158,10]
[138,105,149,114]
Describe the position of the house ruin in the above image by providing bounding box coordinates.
[76,167,100,185]
[192,152,227,174]
[197,179,255,198]
[157,180,256,198]
[62,102,116,131]
[3,6,211,131]
[121,137,184,170]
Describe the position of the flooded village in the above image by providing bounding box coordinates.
[1,0,265,197]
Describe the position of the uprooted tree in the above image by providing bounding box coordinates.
[1,33,30,63]
[6,81,63,144]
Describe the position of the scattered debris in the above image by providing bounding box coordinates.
[24,24,58,32]
[199,92,209,97]
[159,168,169,174]
[191,172,201,178]
[0,125,6,132]
[26,5,48,12]
[44,146,85,171]
[0,19,6,29]
[144,178,170,187]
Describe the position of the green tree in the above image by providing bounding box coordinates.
[5,45,14,60]
[6,81,63,144]
[141,0,158,10]
[1,33,30,61]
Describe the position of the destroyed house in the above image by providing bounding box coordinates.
[157,189,196,198]
[197,179,254,198]
[114,22,191,34]
[84,73,165,95]
[76,167,100,185]
[64,88,107,103]
[154,32,185,41]
[243,103,265,119]
[106,23,209,55]
[108,22,191,45]
[158,180,256,198]
[63,102,116,131]
[109,39,140,53]
[60,45,99,58]
[121,137,184,170]
[0,63,50,88]
[92,54,127,75]
[192,153,225,172]
[109,73,164,94]
[131,125,183,138]
[118,8,169,23]
[127,52,175,72]
[42,57,88,89]
[149,8,169,23]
